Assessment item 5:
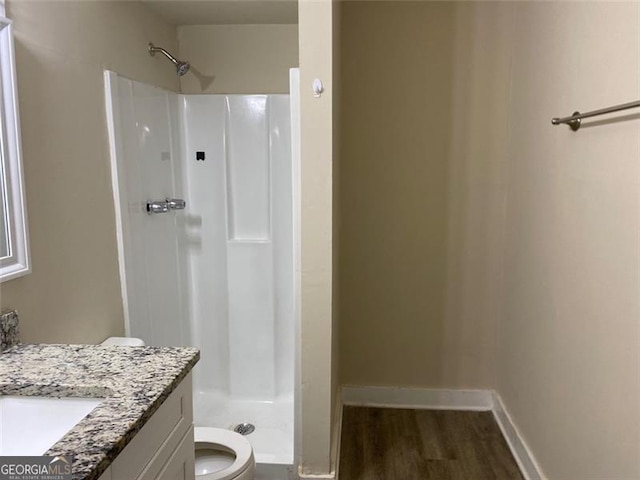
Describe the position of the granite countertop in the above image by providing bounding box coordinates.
[0,344,200,480]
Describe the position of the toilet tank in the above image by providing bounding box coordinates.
[101,337,145,347]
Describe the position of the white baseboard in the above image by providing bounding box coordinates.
[297,470,335,480]
[340,386,545,480]
[342,385,493,411]
[492,392,546,480]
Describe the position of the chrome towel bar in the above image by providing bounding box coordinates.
[552,100,640,131]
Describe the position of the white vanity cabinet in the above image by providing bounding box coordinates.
[98,374,195,480]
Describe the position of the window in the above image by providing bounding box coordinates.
[0,11,30,282]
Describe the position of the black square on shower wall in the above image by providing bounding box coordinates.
[196,151,205,161]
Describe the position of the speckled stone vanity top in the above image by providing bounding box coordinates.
[0,344,200,480]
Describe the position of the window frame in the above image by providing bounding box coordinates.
[0,10,30,283]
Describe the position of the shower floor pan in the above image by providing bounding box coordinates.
[193,391,294,466]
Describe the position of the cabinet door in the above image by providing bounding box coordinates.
[155,426,195,480]
[113,374,193,480]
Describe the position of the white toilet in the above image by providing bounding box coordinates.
[194,427,255,480]
[100,337,256,480]
[101,336,146,346]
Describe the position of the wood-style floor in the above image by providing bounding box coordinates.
[339,407,524,480]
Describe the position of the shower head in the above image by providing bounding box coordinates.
[176,60,190,77]
[148,43,190,77]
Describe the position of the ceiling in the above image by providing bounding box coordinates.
[142,0,298,26]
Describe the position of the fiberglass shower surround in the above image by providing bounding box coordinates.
[105,71,296,468]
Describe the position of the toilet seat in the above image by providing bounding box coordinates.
[194,427,254,480]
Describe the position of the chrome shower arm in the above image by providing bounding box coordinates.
[148,43,178,65]
[148,42,190,77]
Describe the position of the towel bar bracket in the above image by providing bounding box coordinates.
[565,111,581,131]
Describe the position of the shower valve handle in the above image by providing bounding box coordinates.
[166,198,186,210]
[146,200,169,214]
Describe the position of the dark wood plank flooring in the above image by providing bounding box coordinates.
[339,407,524,480]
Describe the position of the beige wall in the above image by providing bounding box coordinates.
[178,24,298,94]
[339,1,513,389]
[498,3,640,479]
[0,1,179,343]
[341,1,640,478]
[298,0,339,476]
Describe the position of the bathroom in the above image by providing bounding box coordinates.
[0,0,639,479]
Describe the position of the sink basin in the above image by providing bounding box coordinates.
[0,395,104,455]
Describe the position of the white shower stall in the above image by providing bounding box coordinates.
[104,71,300,476]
